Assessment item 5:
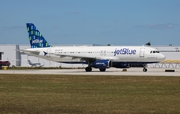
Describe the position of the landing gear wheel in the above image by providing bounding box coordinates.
[85,67,92,72]
[143,68,147,72]
[99,68,106,72]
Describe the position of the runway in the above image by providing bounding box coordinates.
[0,68,180,76]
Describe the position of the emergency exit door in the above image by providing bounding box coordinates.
[139,48,145,57]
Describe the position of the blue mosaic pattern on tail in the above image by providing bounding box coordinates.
[26,23,51,48]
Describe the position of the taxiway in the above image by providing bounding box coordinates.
[0,68,180,76]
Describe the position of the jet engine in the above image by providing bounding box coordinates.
[92,60,111,68]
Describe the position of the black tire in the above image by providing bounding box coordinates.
[85,67,92,72]
[143,68,147,72]
[99,68,106,72]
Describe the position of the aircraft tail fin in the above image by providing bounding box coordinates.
[26,23,51,48]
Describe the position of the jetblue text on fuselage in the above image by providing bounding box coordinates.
[114,48,136,56]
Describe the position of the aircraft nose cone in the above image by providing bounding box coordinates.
[160,54,166,60]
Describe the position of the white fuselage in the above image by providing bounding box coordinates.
[24,46,165,64]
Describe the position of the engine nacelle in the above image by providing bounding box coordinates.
[92,60,111,68]
[112,62,130,68]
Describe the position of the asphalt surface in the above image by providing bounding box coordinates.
[0,68,180,76]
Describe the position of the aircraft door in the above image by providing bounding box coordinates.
[46,48,51,57]
[0,52,2,60]
[139,48,145,57]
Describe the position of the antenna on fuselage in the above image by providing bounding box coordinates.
[145,42,151,46]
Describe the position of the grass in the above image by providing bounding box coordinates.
[0,74,180,114]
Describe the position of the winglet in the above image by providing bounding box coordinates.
[26,23,51,48]
[43,51,48,56]
[28,60,32,64]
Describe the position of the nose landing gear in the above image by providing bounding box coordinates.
[143,68,147,72]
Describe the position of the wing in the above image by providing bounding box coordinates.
[50,53,112,61]
[17,49,40,55]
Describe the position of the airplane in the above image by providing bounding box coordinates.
[28,60,43,67]
[21,23,166,72]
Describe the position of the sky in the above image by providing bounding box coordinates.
[0,0,180,46]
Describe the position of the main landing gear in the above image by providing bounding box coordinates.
[99,68,106,72]
[85,67,106,72]
[85,67,92,72]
